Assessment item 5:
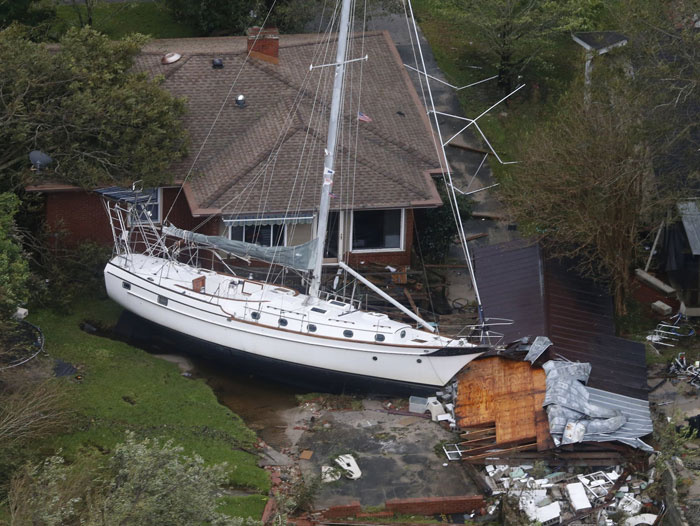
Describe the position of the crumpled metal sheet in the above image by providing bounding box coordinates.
[542,360,652,450]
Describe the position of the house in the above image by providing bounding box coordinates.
[28,29,444,269]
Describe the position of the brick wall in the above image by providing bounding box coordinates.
[42,187,218,248]
[318,495,484,520]
[385,496,485,516]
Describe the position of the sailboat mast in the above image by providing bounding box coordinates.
[308,0,353,300]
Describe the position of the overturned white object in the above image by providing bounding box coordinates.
[623,514,658,526]
[426,397,445,421]
[335,454,361,479]
[13,307,28,320]
[321,465,341,483]
[566,482,592,511]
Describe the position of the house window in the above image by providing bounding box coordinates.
[352,209,403,251]
[131,188,162,224]
[229,224,286,247]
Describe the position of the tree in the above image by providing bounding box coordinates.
[454,0,604,94]
[0,193,30,321]
[164,0,260,35]
[498,1,699,314]
[9,433,256,526]
[0,0,55,29]
[0,26,188,192]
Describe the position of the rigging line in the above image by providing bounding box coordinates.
[403,64,497,91]
[405,0,483,320]
[163,0,280,226]
[440,84,525,147]
[412,218,440,334]
[284,7,338,225]
[464,153,488,193]
[260,3,340,284]
[187,11,339,239]
[347,0,368,262]
[401,0,448,181]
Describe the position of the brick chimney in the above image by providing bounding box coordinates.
[247,27,279,64]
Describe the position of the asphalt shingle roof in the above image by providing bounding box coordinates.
[136,32,442,216]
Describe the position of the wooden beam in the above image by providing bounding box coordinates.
[403,288,420,317]
[463,442,538,462]
[459,437,536,458]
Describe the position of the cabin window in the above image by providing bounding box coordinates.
[278,318,288,327]
[130,188,162,225]
[374,334,385,342]
[122,282,131,290]
[343,330,354,338]
[351,209,403,251]
[399,330,406,338]
[251,311,260,320]
[157,295,168,306]
[311,307,326,314]
[307,324,317,332]
[228,224,286,247]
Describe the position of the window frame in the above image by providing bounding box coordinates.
[350,208,405,253]
[128,188,162,226]
[227,224,288,247]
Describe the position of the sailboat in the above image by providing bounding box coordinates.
[100,0,503,393]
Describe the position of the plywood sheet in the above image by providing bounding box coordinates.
[456,357,548,446]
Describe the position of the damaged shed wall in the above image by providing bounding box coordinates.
[474,240,649,401]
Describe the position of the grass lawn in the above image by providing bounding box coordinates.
[26,296,269,517]
[55,1,198,40]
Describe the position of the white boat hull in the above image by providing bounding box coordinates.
[104,255,483,390]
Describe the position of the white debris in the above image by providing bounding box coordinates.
[334,454,361,480]
[566,482,592,511]
[321,465,341,483]
[618,494,642,515]
[426,397,445,421]
[623,513,658,526]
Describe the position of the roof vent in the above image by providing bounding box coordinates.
[212,58,224,69]
[161,52,181,65]
[235,94,246,108]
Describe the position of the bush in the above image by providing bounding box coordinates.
[0,193,31,324]
[414,180,472,264]
[9,432,260,525]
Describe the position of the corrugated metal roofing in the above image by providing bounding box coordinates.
[585,388,653,450]
[678,200,700,256]
[474,240,649,401]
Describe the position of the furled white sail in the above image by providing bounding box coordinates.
[163,225,318,271]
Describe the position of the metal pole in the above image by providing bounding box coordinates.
[339,262,436,332]
[308,0,353,300]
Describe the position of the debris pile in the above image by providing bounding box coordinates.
[666,352,700,389]
[481,463,660,525]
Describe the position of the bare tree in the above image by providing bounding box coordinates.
[499,80,668,314]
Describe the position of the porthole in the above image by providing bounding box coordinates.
[251,311,260,320]
[122,281,131,290]
[279,318,288,327]
[400,330,406,338]
[308,324,317,333]
[343,330,354,338]
[372,356,378,361]
[311,307,326,314]
[417,359,422,364]
[157,295,168,306]
[374,334,385,342]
